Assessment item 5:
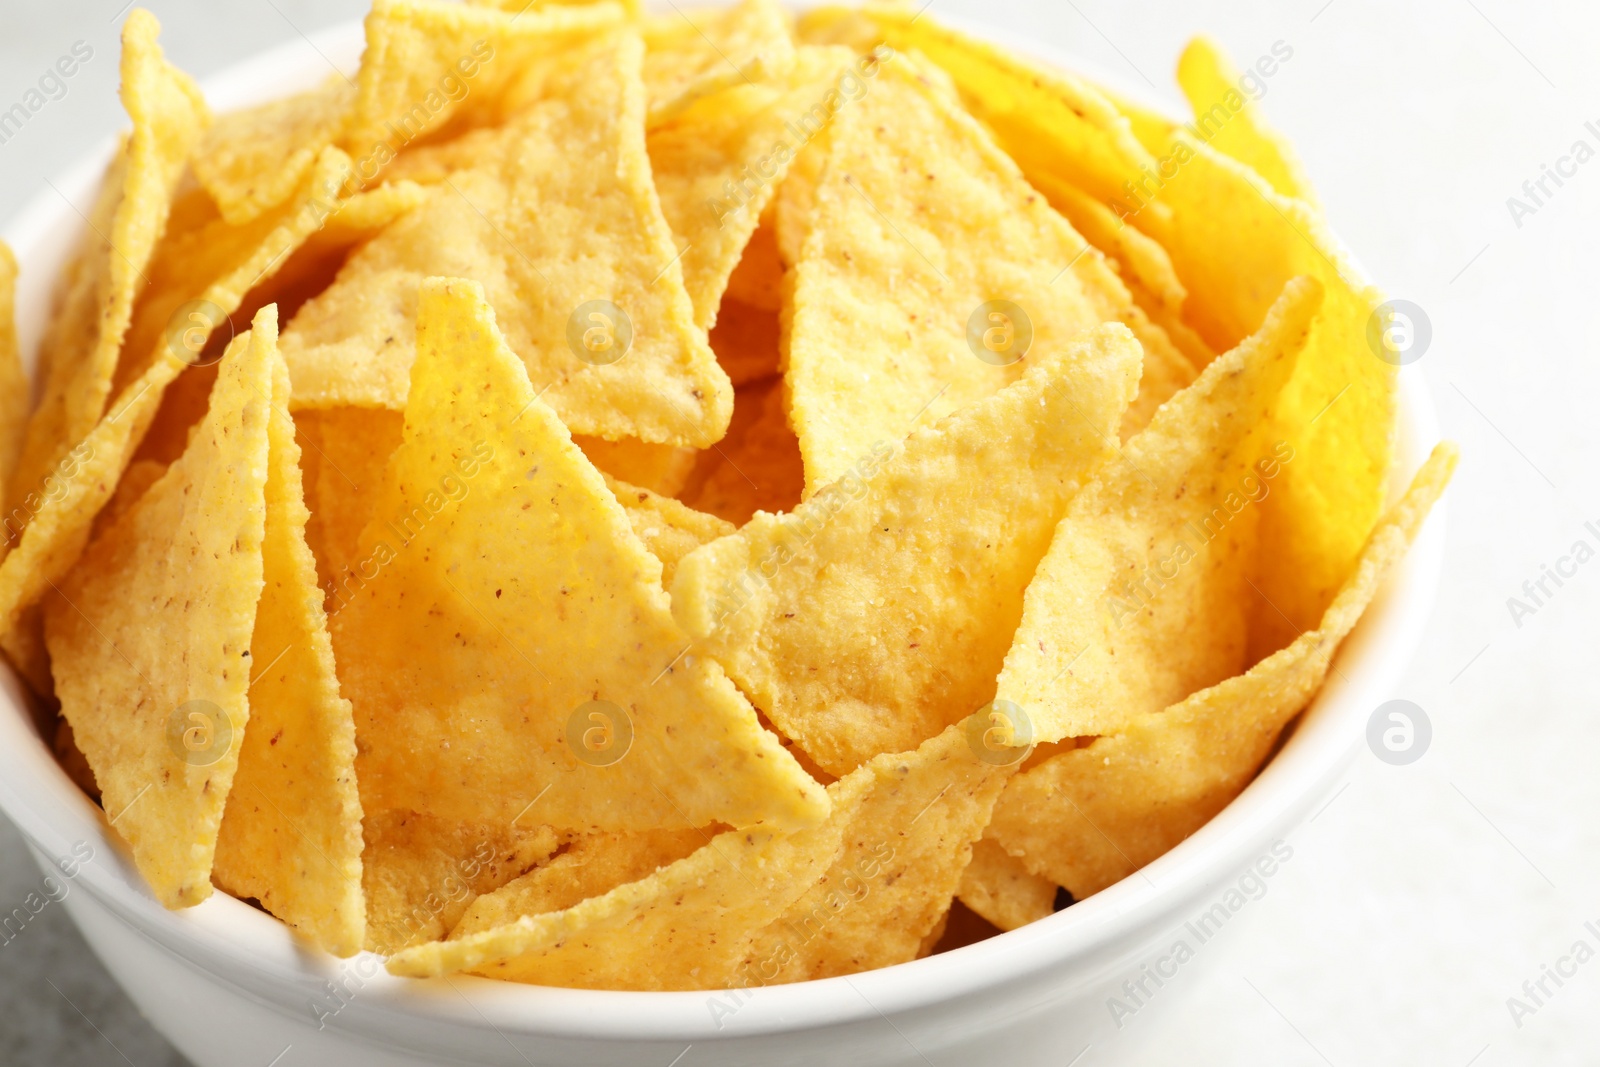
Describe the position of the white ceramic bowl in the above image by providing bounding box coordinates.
[0,14,1446,1067]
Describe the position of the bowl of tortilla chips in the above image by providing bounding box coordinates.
[0,2,1452,1065]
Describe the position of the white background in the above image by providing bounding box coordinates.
[0,1,1595,1064]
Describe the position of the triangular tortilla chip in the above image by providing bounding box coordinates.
[642,0,795,124]
[989,443,1457,897]
[743,721,1013,983]
[343,0,625,165]
[211,352,365,955]
[671,323,1142,775]
[43,307,278,907]
[956,838,1056,933]
[331,277,827,832]
[282,34,733,447]
[649,46,856,328]
[8,12,208,533]
[0,243,26,494]
[724,211,784,312]
[996,278,1321,744]
[678,376,803,526]
[602,476,733,589]
[1139,134,1397,657]
[1177,37,1318,208]
[194,77,356,226]
[785,53,1131,491]
[291,408,402,602]
[1031,174,1187,319]
[361,809,562,954]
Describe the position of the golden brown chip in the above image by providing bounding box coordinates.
[996,278,1319,745]
[0,243,26,495]
[990,443,1457,897]
[642,0,795,124]
[8,13,208,539]
[194,77,355,226]
[361,809,562,954]
[450,829,708,936]
[283,35,733,447]
[678,376,802,525]
[211,353,365,956]
[331,278,826,832]
[956,838,1057,932]
[1177,37,1318,208]
[785,53,1130,491]
[671,323,1141,775]
[43,308,278,908]
[53,718,100,801]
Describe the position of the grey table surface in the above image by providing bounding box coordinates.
[2,0,1597,1064]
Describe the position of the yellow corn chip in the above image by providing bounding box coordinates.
[708,298,781,387]
[362,809,562,954]
[990,444,1457,897]
[1118,305,1199,440]
[8,12,208,537]
[1031,174,1186,315]
[603,477,733,588]
[0,243,26,495]
[575,437,696,498]
[283,35,733,447]
[956,838,1056,933]
[343,0,625,173]
[450,829,708,936]
[724,211,784,312]
[649,46,857,329]
[43,308,278,907]
[1177,37,1318,208]
[194,77,356,226]
[672,323,1142,775]
[331,278,826,832]
[678,376,803,526]
[1140,134,1397,656]
[857,6,1167,224]
[642,0,795,124]
[212,354,365,956]
[785,54,1130,491]
[996,279,1319,744]
[93,458,168,539]
[744,721,1013,983]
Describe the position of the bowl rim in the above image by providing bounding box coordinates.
[0,9,1447,1048]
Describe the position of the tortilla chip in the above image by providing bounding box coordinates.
[90,458,167,542]
[724,211,784,312]
[450,829,708,936]
[53,718,101,801]
[343,0,625,168]
[857,7,1167,224]
[603,477,733,588]
[362,809,562,954]
[293,408,401,599]
[1119,305,1198,440]
[708,297,781,387]
[211,354,365,956]
[990,444,1457,897]
[744,721,1013,982]
[194,77,356,226]
[996,279,1319,744]
[1177,37,1318,207]
[575,436,696,498]
[642,0,795,124]
[785,53,1130,491]
[649,46,856,329]
[956,838,1056,932]
[1031,174,1186,316]
[43,308,278,907]
[0,244,26,495]
[8,13,208,536]
[678,377,802,526]
[283,35,733,448]
[1139,134,1397,656]
[671,323,1141,775]
[331,278,826,832]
